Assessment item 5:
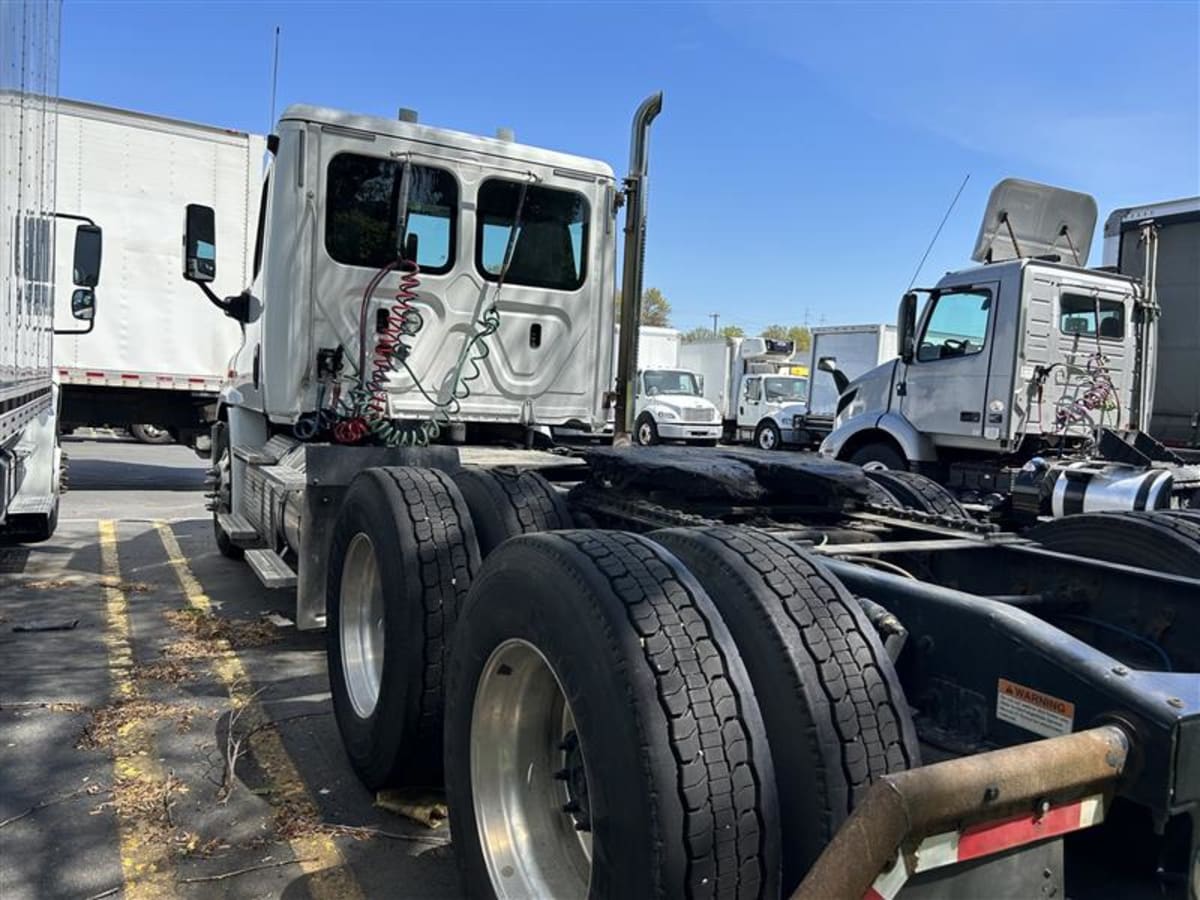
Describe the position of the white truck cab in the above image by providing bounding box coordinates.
[632,367,721,445]
[736,370,809,450]
[820,179,1200,516]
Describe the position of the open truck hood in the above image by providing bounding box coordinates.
[972,178,1097,266]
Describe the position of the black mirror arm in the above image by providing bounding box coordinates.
[196,281,251,322]
[54,320,95,336]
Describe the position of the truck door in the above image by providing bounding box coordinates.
[740,376,763,431]
[899,283,999,442]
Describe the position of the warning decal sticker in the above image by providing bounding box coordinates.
[996,678,1075,738]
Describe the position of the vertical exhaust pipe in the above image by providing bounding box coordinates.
[613,91,663,446]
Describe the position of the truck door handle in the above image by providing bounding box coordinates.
[896,382,906,396]
[960,411,981,423]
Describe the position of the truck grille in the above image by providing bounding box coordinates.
[682,408,714,423]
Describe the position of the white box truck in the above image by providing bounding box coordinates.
[2,5,104,541]
[680,336,808,449]
[52,99,264,448]
[799,324,898,445]
[1103,197,1199,453]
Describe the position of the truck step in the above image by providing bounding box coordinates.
[244,549,297,589]
[7,495,54,516]
[217,512,261,546]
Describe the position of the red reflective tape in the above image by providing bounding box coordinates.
[121,373,140,380]
[85,371,105,378]
[957,800,1084,861]
[188,377,207,383]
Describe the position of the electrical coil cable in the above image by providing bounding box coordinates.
[331,175,534,447]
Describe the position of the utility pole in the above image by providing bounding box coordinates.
[709,313,719,336]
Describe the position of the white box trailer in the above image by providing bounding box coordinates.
[1,4,102,540]
[51,99,264,447]
[1103,197,1200,450]
[806,323,898,416]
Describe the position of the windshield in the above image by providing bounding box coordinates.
[643,370,701,397]
[763,376,808,401]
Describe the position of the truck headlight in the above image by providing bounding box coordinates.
[658,409,677,420]
[792,415,805,430]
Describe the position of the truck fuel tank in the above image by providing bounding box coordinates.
[1013,458,1173,519]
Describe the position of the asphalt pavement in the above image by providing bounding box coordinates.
[1,436,460,900]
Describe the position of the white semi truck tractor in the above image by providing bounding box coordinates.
[1,3,103,542]
[820,178,1200,522]
[181,102,1200,900]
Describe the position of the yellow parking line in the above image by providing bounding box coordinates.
[98,519,174,899]
[153,521,363,900]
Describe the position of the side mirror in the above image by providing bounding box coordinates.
[898,292,918,363]
[695,373,705,394]
[183,204,217,283]
[72,224,102,287]
[818,356,849,394]
[71,288,96,321]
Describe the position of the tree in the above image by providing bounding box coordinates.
[682,324,744,342]
[614,287,672,327]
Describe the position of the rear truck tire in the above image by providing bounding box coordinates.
[327,466,480,789]
[445,530,780,900]
[129,423,174,444]
[634,413,659,446]
[210,422,243,561]
[864,469,968,518]
[648,526,920,892]
[848,442,906,471]
[754,420,782,451]
[450,468,572,557]
[1027,510,1200,577]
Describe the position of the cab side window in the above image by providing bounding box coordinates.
[744,378,762,401]
[917,289,992,362]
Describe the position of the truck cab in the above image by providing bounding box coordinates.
[737,370,809,450]
[632,367,721,445]
[822,180,1147,475]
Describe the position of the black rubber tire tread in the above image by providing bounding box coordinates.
[859,478,900,508]
[754,421,782,451]
[865,469,968,518]
[130,423,174,444]
[445,530,779,900]
[649,526,919,891]
[1027,510,1200,577]
[635,412,660,446]
[327,466,480,789]
[450,467,572,557]
[847,442,905,470]
[210,422,244,560]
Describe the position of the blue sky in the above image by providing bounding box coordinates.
[61,0,1198,335]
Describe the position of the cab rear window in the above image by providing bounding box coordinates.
[1060,293,1125,340]
[476,180,588,291]
[325,154,457,273]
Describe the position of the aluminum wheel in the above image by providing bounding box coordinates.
[471,639,592,900]
[637,421,655,445]
[757,426,778,450]
[339,532,385,719]
[860,460,890,472]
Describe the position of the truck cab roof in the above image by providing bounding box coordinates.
[932,256,1139,291]
[279,104,616,182]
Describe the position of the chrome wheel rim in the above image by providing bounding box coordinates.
[471,639,591,900]
[861,460,890,472]
[637,422,653,445]
[759,428,777,449]
[340,533,385,719]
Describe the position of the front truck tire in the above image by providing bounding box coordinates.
[650,526,920,894]
[326,467,480,789]
[450,468,572,557]
[445,531,780,900]
[865,468,968,518]
[848,442,906,470]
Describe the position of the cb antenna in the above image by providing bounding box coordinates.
[267,26,281,131]
[906,173,969,290]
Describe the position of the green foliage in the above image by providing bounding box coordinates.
[615,286,672,327]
